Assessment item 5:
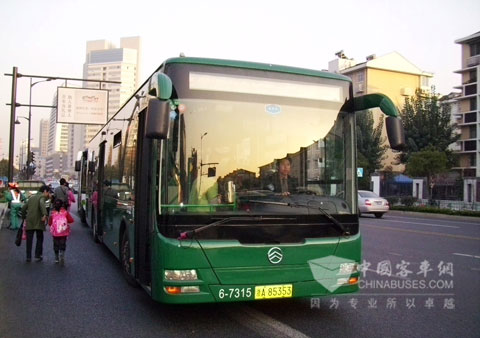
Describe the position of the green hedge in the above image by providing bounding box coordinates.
[391,205,480,217]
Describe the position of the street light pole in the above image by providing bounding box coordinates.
[26,78,53,179]
[8,67,18,183]
[27,78,32,178]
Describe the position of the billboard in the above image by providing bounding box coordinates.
[57,87,108,125]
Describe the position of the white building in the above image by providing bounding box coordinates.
[453,31,480,203]
[39,119,49,158]
[45,93,72,178]
[79,36,141,146]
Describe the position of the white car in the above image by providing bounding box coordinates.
[358,190,389,218]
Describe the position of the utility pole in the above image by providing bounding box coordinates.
[8,67,18,183]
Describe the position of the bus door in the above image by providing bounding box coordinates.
[96,141,106,239]
[135,110,152,286]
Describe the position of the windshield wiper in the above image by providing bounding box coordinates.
[247,200,350,236]
[178,216,289,240]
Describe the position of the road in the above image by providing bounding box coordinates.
[1,208,479,338]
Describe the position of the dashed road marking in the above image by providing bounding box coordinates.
[388,252,403,256]
[362,223,480,241]
[380,219,459,229]
[386,215,480,226]
[452,253,480,259]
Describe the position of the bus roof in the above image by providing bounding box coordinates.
[163,57,352,83]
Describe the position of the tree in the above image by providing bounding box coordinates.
[356,110,387,190]
[0,159,9,178]
[0,159,18,179]
[398,88,459,164]
[405,149,448,198]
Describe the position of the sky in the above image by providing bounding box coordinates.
[0,0,479,161]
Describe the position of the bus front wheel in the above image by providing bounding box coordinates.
[121,231,138,287]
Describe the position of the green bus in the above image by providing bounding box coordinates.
[76,57,404,304]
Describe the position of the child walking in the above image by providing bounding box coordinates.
[49,199,74,265]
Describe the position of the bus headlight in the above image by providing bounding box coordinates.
[164,269,198,281]
[339,263,358,275]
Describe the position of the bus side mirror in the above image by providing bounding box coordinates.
[386,117,405,151]
[148,73,173,100]
[75,161,81,172]
[145,99,170,139]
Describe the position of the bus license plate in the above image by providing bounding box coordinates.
[254,284,293,299]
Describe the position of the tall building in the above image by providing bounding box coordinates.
[81,36,141,145]
[328,51,433,170]
[18,139,28,172]
[453,31,480,203]
[45,93,72,178]
[39,119,49,158]
[453,32,480,178]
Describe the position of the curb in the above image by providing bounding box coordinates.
[388,210,480,223]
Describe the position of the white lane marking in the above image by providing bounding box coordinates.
[381,219,459,229]
[357,293,455,296]
[362,223,480,241]
[388,252,403,256]
[227,305,310,338]
[453,253,480,259]
[386,215,480,226]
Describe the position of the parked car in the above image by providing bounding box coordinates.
[16,180,46,198]
[358,190,389,218]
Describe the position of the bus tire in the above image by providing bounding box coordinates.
[121,231,138,287]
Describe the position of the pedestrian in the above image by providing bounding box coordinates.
[49,199,74,265]
[6,182,26,230]
[21,185,50,262]
[53,178,70,209]
[67,184,76,212]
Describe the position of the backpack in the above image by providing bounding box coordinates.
[50,210,70,237]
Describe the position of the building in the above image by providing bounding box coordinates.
[80,36,141,146]
[45,93,72,178]
[17,139,29,172]
[328,51,433,170]
[453,32,480,178]
[453,31,480,203]
[39,119,49,158]
[16,140,40,179]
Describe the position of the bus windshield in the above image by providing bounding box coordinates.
[161,67,355,219]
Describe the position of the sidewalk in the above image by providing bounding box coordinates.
[388,209,480,223]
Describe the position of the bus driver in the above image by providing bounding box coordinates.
[266,157,298,196]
